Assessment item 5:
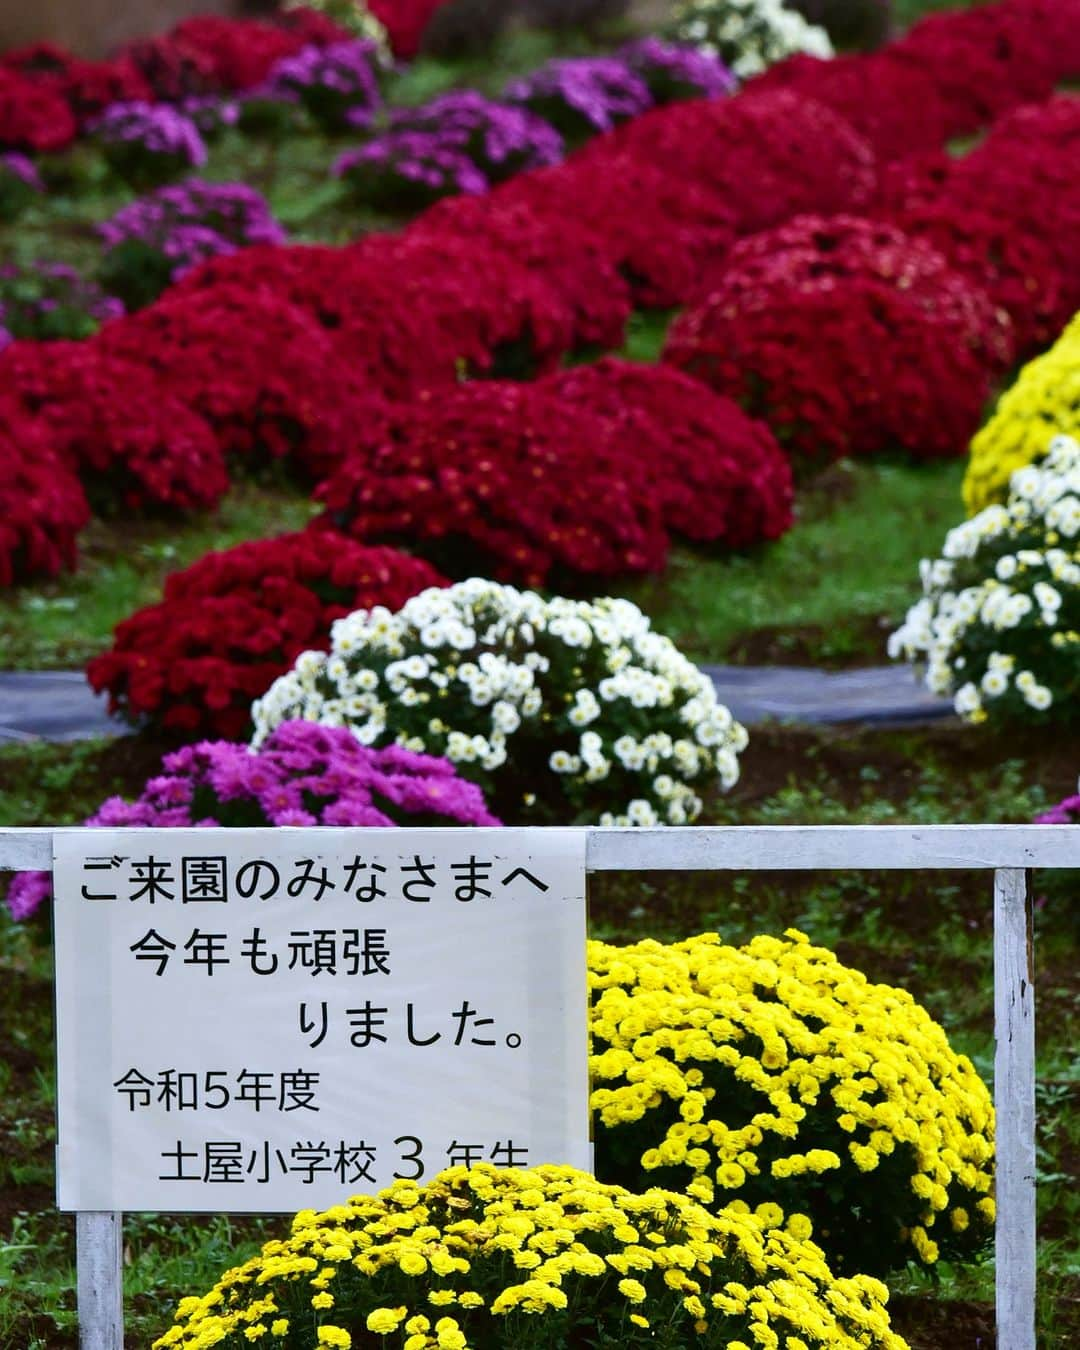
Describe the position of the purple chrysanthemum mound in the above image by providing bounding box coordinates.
[389,91,564,180]
[5,721,500,920]
[334,128,489,200]
[0,151,43,190]
[503,56,653,136]
[90,100,207,167]
[618,36,737,102]
[261,39,382,130]
[98,179,287,279]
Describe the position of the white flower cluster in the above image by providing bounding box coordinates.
[252,578,748,825]
[669,0,833,79]
[889,435,1080,725]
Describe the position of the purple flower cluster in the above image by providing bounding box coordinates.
[261,39,381,131]
[503,56,654,137]
[1036,794,1080,825]
[0,151,43,224]
[98,180,286,280]
[178,95,240,140]
[389,91,564,182]
[0,151,43,191]
[334,129,489,203]
[618,36,737,102]
[5,720,500,921]
[0,260,122,346]
[90,100,207,182]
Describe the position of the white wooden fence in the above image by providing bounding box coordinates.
[2,822,1078,1350]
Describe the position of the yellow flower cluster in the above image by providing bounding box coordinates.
[154,1163,908,1349]
[589,930,995,1274]
[964,310,1080,513]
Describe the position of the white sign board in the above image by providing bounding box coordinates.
[53,827,589,1213]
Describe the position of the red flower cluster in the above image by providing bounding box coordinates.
[3,341,228,514]
[540,360,793,549]
[0,9,348,146]
[367,0,455,59]
[314,380,670,588]
[406,193,632,351]
[665,215,1003,463]
[1,43,149,125]
[877,96,1080,355]
[94,284,373,480]
[0,65,77,152]
[592,90,877,237]
[750,53,951,161]
[87,529,446,739]
[0,395,89,587]
[758,0,1079,148]
[495,155,737,308]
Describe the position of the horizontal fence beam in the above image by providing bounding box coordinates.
[1,824,1078,875]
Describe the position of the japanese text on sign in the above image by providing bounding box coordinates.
[53,828,588,1212]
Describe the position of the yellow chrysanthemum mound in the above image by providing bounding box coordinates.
[965,310,1080,513]
[589,930,995,1276]
[153,1163,909,1350]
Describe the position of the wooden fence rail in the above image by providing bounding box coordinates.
[2,823,1077,1350]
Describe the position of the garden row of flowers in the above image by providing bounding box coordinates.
[3,0,1079,579]
[5,11,1078,1345]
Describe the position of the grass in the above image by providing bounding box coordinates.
[0,720,1077,1347]
[0,481,317,669]
[616,457,967,664]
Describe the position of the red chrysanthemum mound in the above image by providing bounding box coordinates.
[541,360,793,549]
[0,43,150,125]
[313,381,669,588]
[94,284,368,480]
[664,216,1002,464]
[3,341,228,513]
[368,0,453,58]
[0,65,78,151]
[404,193,632,351]
[87,530,447,739]
[591,90,876,238]
[750,51,951,160]
[879,96,1080,346]
[890,0,1068,138]
[496,154,736,308]
[343,231,580,389]
[0,395,90,588]
[164,16,316,91]
[877,198,1064,357]
[175,235,579,394]
[690,214,1014,373]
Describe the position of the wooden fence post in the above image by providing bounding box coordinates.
[994,867,1036,1350]
[76,1212,124,1350]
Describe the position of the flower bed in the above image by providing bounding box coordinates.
[0,395,89,587]
[87,530,446,739]
[540,359,793,548]
[890,434,1080,727]
[252,579,748,825]
[3,341,228,513]
[589,929,996,1275]
[664,214,1005,464]
[152,1162,909,1349]
[596,88,876,237]
[313,379,670,586]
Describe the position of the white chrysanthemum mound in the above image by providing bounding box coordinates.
[252,579,748,824]
[668,0,833,79]
[889,434,1080,727]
